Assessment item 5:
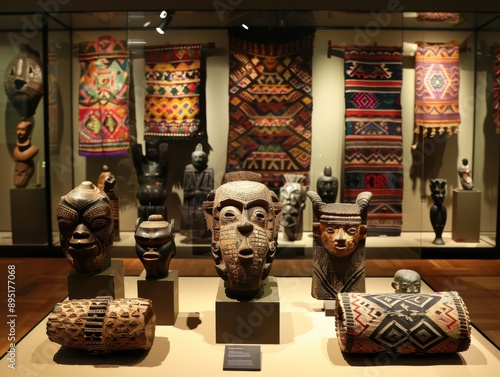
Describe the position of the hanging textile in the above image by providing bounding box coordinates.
[144,44,203,140]
[78,36,130,156]
[226,29,314,192]
[493,43,500,133]
[414,43,460,139]
[343,45,404,236]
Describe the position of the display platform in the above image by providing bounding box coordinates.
[1,277,499,376]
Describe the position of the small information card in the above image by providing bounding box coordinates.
[223,345,261,371]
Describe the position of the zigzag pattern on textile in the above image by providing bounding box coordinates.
[493,43,500,133]
[144,44,203,139]
[226,31,314,191]
[343,46,403,236]
[78,35,130,157]
[414,43,461,138]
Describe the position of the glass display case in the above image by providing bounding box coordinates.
[0,4,498,261]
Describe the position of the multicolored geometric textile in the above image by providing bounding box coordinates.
[226,30,314,191]
[493,43,500,133]
[144,44,203,139]
[335,291,471,354]
[414,43,460,138]
[343,46,403,236]
[78,36,130,156]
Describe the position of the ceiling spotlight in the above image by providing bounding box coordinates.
[242,23,249,30]
[156,11,174,34]
[160,10,168,19]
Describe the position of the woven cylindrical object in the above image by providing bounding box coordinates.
[46,296,156,353]
[335,291,471,354]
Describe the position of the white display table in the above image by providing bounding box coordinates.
[2,277,499,377]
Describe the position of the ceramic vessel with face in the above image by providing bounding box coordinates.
[308,190,372,299]
[391,269,421,293]
[316,166,338,204]
[135,214,176,279]
[279,174,307,241]
[56,181,114,275]
[203,172,282,299]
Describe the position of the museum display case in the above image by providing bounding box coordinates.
[0,3,499,261]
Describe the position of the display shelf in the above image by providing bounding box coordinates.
[1,276,498,376]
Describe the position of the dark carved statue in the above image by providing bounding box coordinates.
[458,158,474,190]
[56,181,114,276]
[430,178,447,245]
[307,190,372,299]
[4,44,44,118]
[279,174,308,241]
[132,137,169,221]
[135,214,176,279]
[203,171,283,299]
[12,119,39,188]
[316,166,338,203]
[97,165,120,241]
[391,269,421,293]
[182,143,214,238]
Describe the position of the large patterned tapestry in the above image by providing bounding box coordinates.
[335,291,471,354]
[343,46,403,236]
[226,30,314,192]
[414,43,460,138]
[144,44,203,140]
[493,43,500,133]
[79,36,130,156]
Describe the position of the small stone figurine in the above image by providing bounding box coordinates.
[135,214,176,279]
[203,171,283,299]
[182,143,214,238]
[308,190,372,299]
[279,174,308,241]
[12,119,39,188]
[391,269,421,293]
[458,158,474,190]
[316,166,338,203]
[430,178,447,245]
[56,181,115,276]
[132,137,169,221]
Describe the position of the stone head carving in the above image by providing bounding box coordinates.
[4,44,44,118]
[458,158,474,190]
[430,179,446,205]
[279,174,308,241]
[191,143,208,172]
[56,181,114,275]
[316,166,338,204]
[307,190,372,299]
[308,191,371,258]
[203,172,282,298]
[135,214,176,279]
[392,269,421,293]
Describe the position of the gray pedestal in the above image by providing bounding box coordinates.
[452,189,481,242]
[137,270,179,325]
[323,300,336,316]
[216,278,280,344]
[10,187,48,244]
[67,260,125,299]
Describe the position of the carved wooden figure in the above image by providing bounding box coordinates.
[430,178,447,245]
[182,143,214,238]
[135,214,176,279]
[97,165,120,241]
[203,172,283,299]
[56,181,114,276]
[12,119,39,188]
[46,296,156,353]
[308,190,372,299]
[279,174,308,241]
[458,158,474,190]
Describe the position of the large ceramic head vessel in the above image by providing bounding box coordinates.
[56,181,114,275]
[135,214,176,279]
[316,166,338,204]
[4,44,44,118]
[279,174,308,241]
[307,190,372,299]
[203,171,283,299]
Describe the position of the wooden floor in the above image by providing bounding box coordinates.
[1,257,500,356]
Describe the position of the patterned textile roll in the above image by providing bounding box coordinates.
[46,297,156,353]
[335,291,471,354]
[493,43,500,133]
[414,43,460,138]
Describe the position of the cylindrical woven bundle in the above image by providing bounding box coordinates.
[46,297,156,353]
[335,291,471,354]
